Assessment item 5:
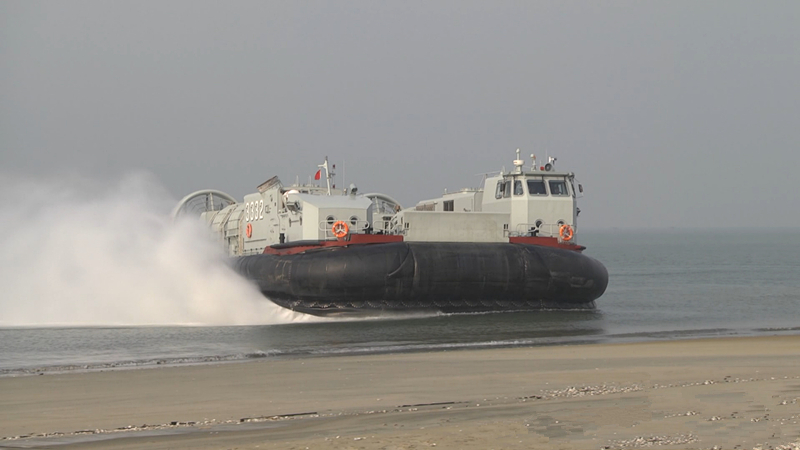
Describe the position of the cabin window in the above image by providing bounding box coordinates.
[513,180,524,196]
[549,180,569,196]
[503,181,511,198]
[495,181,504,199]
[527,180,547,196]
[443,200,454,211]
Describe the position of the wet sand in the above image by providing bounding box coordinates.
[2,335,800,449]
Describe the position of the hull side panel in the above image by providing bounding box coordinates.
[234,243,608,316]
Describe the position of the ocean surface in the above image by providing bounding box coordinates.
[2,229,799,376]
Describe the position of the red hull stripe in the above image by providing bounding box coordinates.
[263,235,583,256]
[263,235,404,256]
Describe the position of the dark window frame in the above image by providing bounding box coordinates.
[513,180,524,196]
[527,179,548,196]
[443,200,454,211]
[548,180,570,196]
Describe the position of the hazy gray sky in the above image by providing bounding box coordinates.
[2,1,799,228]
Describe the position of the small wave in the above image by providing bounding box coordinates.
[301,336,607,357]
[0,350,286,377]
[752,326,800,333]
[604,327,741,342]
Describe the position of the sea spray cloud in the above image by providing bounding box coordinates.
[0,172,315,326]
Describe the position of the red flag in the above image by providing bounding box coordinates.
[314,169,321,180]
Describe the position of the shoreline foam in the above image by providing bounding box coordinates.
[5,323,800,378]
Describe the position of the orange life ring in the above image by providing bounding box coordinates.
[331,220,349,238]
[245,223,253,238]
[559,224,574,241]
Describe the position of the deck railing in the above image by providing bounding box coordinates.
[318,219,371,238]
[511,222,577,242]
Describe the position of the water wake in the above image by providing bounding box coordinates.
[0,172,317,327]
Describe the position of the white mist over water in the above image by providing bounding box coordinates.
[0,172,317,327]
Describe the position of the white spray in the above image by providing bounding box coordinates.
[0,172,318,327]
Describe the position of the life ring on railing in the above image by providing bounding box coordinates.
[245,223,253,238]
[559,224,574,241]
[331,220,349,238]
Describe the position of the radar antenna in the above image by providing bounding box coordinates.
[513,148,524,173]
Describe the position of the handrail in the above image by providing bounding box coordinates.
[511,222,577,241]
[318,219,371,238]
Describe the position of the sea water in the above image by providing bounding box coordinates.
[1,229,799,375]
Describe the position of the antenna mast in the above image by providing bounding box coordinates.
[318,156,332,195]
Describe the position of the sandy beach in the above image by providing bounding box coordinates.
[2,335,800,449]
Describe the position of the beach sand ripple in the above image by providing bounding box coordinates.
[2,335,800,449]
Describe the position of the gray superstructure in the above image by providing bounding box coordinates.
[174,151,584,252]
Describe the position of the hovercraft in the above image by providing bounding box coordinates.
[174,151,608,316]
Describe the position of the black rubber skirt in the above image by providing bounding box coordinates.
[233,242,608,316]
